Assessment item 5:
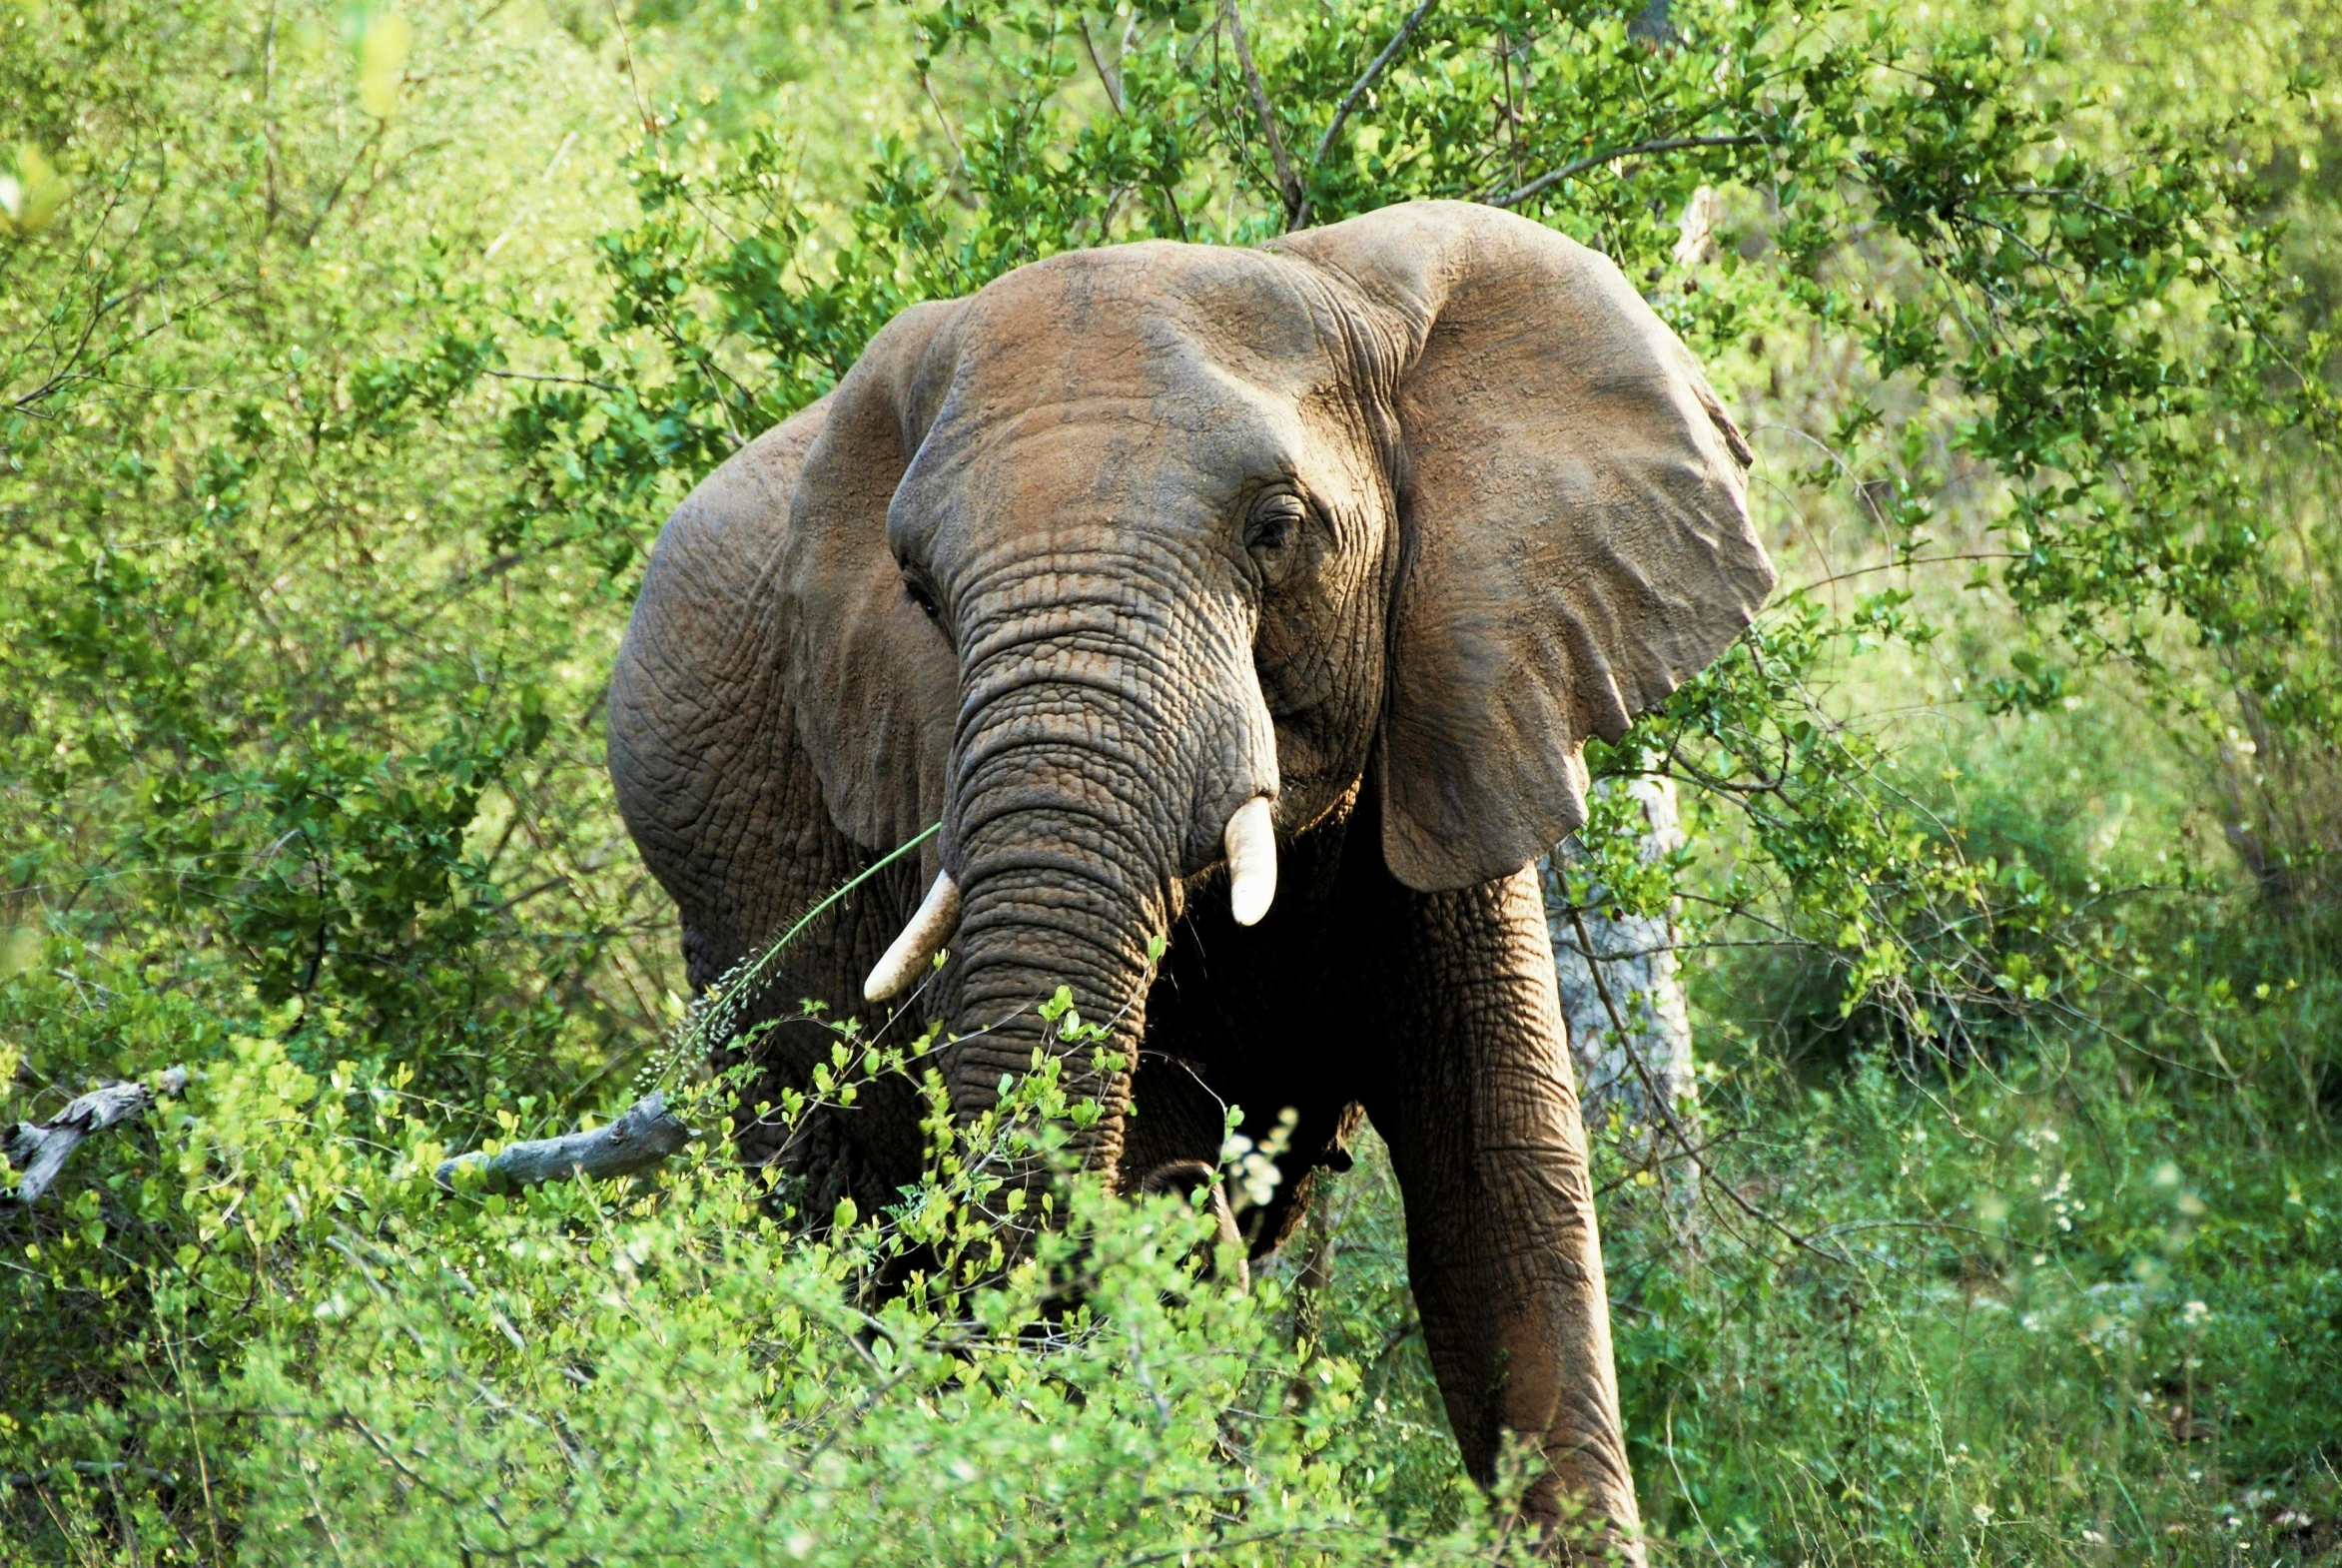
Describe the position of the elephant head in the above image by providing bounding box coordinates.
[772,200,1770,1179]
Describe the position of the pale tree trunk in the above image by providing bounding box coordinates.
[1541,774,1697,1201]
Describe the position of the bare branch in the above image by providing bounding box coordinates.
[1797,551,2024,594]
[481,368,621,394]
[1221,0,1301,226]
[1484,133,1764,210]
[434,1092,693,1193]
[606,0,655,136]
[4,1068,188,1207]
[1296,0,1438,228]
[1569,910,1855,1266]
[1080,17,1127,115]
[918,72,984,213]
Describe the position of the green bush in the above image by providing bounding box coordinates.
[3,1016,1535,1563]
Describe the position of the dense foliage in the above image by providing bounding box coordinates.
[5,0,2340,1561]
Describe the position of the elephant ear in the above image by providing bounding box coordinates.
[1273,201,1772,893]
[779,299,966,854]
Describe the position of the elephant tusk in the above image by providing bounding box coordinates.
[1223,796,1277,927]
[863,870,962,1003]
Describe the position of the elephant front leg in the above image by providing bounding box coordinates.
[1365,865,1644,1564]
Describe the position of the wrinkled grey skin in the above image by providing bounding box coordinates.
[608,200,1772,1559]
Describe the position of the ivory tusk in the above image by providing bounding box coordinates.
[863,870,962,1003]
[1224,796,1277,927]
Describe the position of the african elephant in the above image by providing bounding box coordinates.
[607,199,1772,1559]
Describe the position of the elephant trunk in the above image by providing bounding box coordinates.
[936,566,1276,1180]
[946,799,1163,1175]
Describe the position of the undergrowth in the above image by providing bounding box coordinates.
[8,925,2336,1563]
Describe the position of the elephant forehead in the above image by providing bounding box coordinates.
[941,245,1343,419]
[889,403,1275,566]
[919,367,1311,489]
[890,263,1344,554]
[969,244,1339,360]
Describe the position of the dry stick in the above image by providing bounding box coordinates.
[1485,133,1765,210]
[1567,908,1853,1266]
[1221,0,1301,226]
[1079,16,1128,115]
[434,1092,693,1194]
[607,0,655,137]
[919,70,979,208]
[4,1068,189,1207]
[160,1327,229,1566]
[1293,0,1438,229]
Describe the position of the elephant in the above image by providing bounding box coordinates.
[606,199,1772,1559]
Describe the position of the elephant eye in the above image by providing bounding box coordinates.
[901,574,941,620]
[1247,491,1307,552]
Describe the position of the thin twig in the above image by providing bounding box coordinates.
[1221,0,1301,225]
[919,71,972,186]
[1079,17,1127,114]
[1295,0,1438,228]
[1569,909,1854,1265]
[607,0,654,136]
[1485,133,1764,210]
[1796,551,2024,593]
[481,368,622,394]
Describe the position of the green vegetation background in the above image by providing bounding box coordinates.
[3,0,2340,1560]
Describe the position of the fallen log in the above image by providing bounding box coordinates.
[434,1092,693,1193]
[4,1068,190,1207]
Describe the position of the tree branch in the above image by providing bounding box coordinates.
[1295,0,1439,229]
[919,70,974,195]
[1484,133,1764,210]
[1080,16,1127,115]
[1221,0,1301,226]
[434,1092,693,1193]
[4,1068,188,1207]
